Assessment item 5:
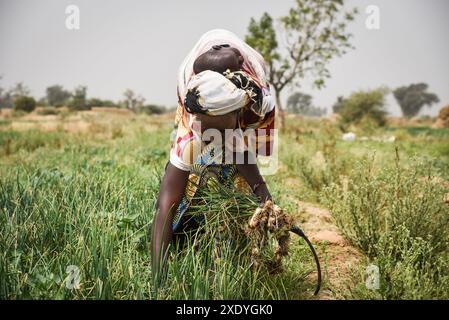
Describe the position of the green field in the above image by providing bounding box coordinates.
[1,110,448,299]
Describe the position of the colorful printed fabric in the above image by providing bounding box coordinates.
[172,143,251,233]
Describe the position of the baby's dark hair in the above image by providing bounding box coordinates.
[193,46,243,74]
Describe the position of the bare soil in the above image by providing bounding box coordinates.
[293,200,362,299]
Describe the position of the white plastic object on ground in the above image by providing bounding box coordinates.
[342,132,356,142]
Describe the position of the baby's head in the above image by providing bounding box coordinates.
[193,44,244,74]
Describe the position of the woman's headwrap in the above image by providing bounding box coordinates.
[178,29,274,117]
[184,70,264,116]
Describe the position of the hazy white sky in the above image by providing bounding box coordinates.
[1,0,448,116]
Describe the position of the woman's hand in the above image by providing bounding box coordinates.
[253,181,272,204]
[235,152,272,204]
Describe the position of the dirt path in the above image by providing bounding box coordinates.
[292,200,362,299]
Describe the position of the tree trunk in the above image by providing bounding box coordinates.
[275,90,285,130]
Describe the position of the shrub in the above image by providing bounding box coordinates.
[11,110,27,118]
[68,86,90,111]
[322,153,449,299]
[46,85,71,107]
[138,104,165,115]
[13,96,36,113]
[347,237,449,300]
[36,106,58,115]
[339,88,388,128]
[434,104,449,128]
[287,125,354,198]
[87,98,117,108]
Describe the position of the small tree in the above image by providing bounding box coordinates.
[286,91,326,117]
[69,86,90,111]
[339,88,388,127]
[393,83,439,118]
[37,97,48,106]
[246,0,357,126]
[123,89,145,112]
[1,82,30,109]
[11,82,30,99]
[14,96,36,113]
[287,92,312,114]
[332,96,346,114]
[46,85,71,107]
[0,90,13,109]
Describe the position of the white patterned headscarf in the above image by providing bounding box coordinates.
[177,29,275,116]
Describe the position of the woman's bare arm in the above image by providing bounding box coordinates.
[151,163,189,276]
[236,152,271,203]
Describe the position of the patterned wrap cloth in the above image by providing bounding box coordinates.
[171,29,276,232]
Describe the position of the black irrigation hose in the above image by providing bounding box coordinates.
[290,226,322,296]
